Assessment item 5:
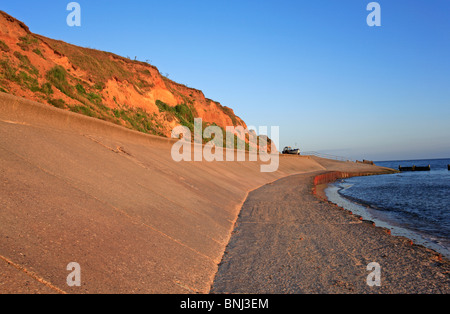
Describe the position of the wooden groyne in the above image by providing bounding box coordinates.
[356,160,374,165]
[312,170,392,186]
[399,165,431,172]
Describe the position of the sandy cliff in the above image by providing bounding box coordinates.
[0,11,245,139]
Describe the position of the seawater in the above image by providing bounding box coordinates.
[325,158,450,258]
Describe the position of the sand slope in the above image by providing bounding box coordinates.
[0,93,393,293]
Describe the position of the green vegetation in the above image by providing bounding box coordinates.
[153,100,248,149]
[1,58,57,96]
[113,106,163,135]
[0,40,10,52]
[93,81,105,91]
[46,67,100,108]
[18,71,40,92]
[75,83,86,94]
[75,83,102,105]
[0,43,165,137]
[0,58,48,94]
[0,35,241,143]
[219,104,238,126]
[87,92,102,105]
[135,78,154,89]
[14,51,39,77]
[17,35,38,51]
[43,72,165,136]
[14,51,30,64]
[174,103,195,123]
[38,36,160,98]
[155,99,249,149]
[201,123,252,151]
[42,38,132,84]
[70,105,96,117]
[0,59,20,83]
[40,82,53,96]
[43,66,164,135]
[46,66,73,97]
[32,48,45,59]
[48,98,67,109]
[19,35,39,45]
[156,100,196,131]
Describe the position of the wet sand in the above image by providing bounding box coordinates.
[212,172,450,294]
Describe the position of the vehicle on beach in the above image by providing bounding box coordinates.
[282,146,301,155]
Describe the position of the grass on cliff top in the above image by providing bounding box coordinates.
[0,53,165,136]
[24,35,244,139]
[40,37,134,84]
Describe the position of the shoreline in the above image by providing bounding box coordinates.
[322,176,450,260]
[212,170,450,294]
[314,171,450,260]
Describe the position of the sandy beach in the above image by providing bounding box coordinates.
[1,93,449,294]
[212,171,450,294]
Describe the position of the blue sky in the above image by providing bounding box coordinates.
[2,0,449,161]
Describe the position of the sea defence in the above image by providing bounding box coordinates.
[0,93,392,294]
[399,165,431,172]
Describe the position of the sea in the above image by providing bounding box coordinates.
[325,158,450,258]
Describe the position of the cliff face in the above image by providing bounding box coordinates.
[0,11,246,138]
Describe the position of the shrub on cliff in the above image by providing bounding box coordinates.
[46,66,73,97]
[13,51,39,77]
[48,98,67,109]
[17,35,38,51]
[0,40,10,52]
[156,100,195,131]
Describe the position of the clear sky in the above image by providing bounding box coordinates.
[2,0,449,161]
